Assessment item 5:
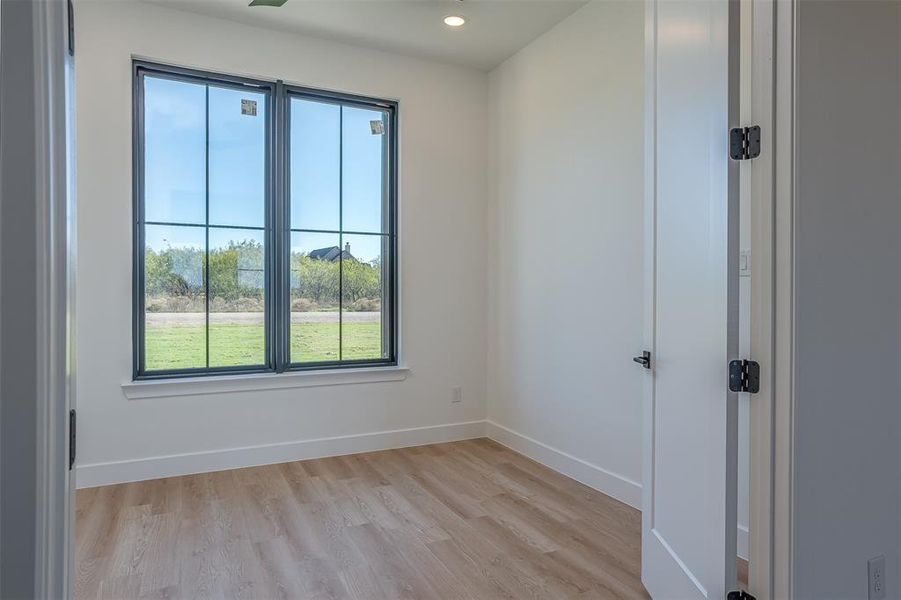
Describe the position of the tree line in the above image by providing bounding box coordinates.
[145,240,381,312]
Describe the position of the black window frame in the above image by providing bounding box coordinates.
[133,61,398,380]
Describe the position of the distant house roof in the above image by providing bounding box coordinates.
[308,244,355,262]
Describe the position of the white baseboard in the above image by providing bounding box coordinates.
[78,418,747,555]
[76,420,487,489]
[484,420,642,509]
[76,418,642,512]
[484,421,750,558]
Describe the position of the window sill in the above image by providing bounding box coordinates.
[122,366,410,400]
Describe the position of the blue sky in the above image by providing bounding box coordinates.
[143,76,386,265]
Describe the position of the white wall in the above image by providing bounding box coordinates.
[793,1,901,598]
[74,0,490,485]
[486,0,646,507]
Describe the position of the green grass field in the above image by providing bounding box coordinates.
[145,322,382,371]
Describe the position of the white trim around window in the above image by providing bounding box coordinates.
[122,365,410,399]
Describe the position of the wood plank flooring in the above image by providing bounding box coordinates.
[75,438,648,599]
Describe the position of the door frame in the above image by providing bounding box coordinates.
[734,0,796,597]
[748,0,796,597]
[747,0,776,595]
[642,0,794,598]
[32,0,75,597]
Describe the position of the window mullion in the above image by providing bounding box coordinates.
[338,105,344,362]
[204,85,211,369]
[274,81,288,372]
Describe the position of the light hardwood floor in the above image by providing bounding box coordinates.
[76,438,648,599]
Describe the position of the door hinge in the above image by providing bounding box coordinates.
[69,409,76,470]
[727,591,756,600]
[729,359,760,393]
[729,125,761,160]
[67,0,75,57]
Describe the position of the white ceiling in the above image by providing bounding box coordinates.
[145,0,588,71]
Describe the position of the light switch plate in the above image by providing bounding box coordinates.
[739,249,751,277]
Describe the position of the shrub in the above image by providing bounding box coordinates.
[210,296,264,312]
[167,296,198,313]
[146,298,167,313]
[229,297,264,312]
[157,297,203,312]
[347,298,381,312]
[291,298,320,312]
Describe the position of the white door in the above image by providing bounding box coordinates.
[641,0,740,598]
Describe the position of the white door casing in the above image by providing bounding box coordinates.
[33,0,76,597]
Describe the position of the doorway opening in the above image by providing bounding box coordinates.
[14,0,782,597]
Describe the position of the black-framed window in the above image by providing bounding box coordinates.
[133,61,397,379]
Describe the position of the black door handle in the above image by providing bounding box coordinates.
[633,351,651,369]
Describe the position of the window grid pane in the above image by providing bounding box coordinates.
[341,233,386,361]
[290,232,340,363]
[143,224,207,370]
[209,228,266,367]
[143,77,206,225]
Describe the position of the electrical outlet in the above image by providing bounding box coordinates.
[869,555,886,600]
[451,386,463,403]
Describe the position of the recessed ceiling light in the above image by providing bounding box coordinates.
[444,15,466,27]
